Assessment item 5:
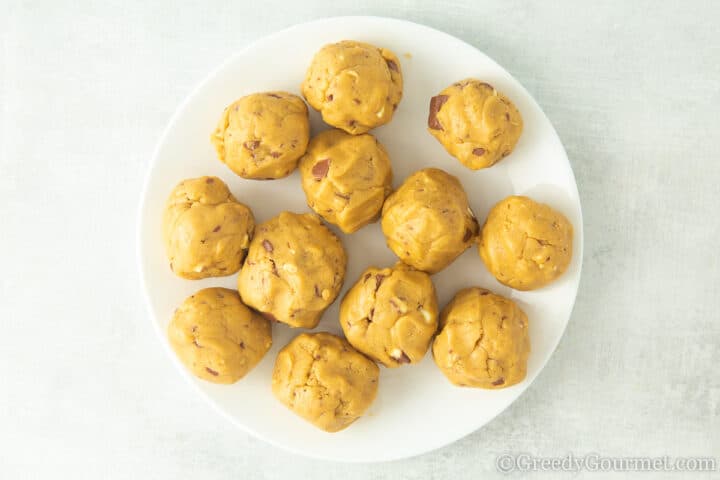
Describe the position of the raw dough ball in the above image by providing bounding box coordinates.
[381,168,479,273]
[479,195,573,290]
[272,332,379,432]
[299,129,393,233]
[211,92,310,179]
[238,212,347,328]
[432,287,529,389]
[340,263,439,367]
[162,176,254,279]
[301,40,403,134]
[427,79,523,170]
[167,288,272,384]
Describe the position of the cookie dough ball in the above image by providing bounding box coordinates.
[381,168,479,274]
[301,40,403,134]
[340,263,439,367]
[162,176,254,279]
[299,129,393,233]
[432,287,529,389]
[428,79,523,170]
[272,332,379,432]
[167,288,272,384]
[211,92,310,179]
[480,195,573,290]
[238,212,347,328]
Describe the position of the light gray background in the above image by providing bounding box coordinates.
[1,1,718,479]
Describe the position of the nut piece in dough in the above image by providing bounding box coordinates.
[167,288,272,384]
[381,168,479,273]
[272,332,379,432]
[238,212,347,328]
[299,129,393,233]
[301,40,403,134]
[211,92,310,179]
[428,79,523,170]
[432,287,529,389]
[162,176,255,279]
[479,195,573,290]
[340,263,439,367]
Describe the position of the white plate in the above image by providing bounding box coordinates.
[138,16,583,462]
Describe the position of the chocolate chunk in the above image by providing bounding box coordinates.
[386,59,399,72]
[205,367,219,376]
[312,159,330,179]
[212,225,221,232]
[262,239,273,252]
[327,94,333,101]
[428,95,448,130]
[394,351,411,364]
[472,147,485,156]
[243,140,260,150]
[491,378,505,386]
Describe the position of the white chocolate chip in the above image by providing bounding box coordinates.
[390,348,402,359]
[420,308,433,323]
[282,263,297,273]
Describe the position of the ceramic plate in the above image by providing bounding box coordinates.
[138,16,583,462]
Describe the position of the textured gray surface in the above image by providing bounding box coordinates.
[1,1,718,478]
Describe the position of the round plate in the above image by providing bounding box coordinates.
[138,16,583,462]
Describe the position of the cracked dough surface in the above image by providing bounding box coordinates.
[381,168,479,273]
[339,263,439,368]
[271,332,379,432]
[427,79,523,170]
[237,212,347,329]
[167,288,272,384]
[301,40,403,134]
[299,129,392,233]
[432,287,529,389]
[211,91,309,179]
[162,176,255,279]
[479,195,573,290]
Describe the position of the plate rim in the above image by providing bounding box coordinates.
[137,15,584,463]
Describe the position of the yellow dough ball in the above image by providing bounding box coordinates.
[339,263,439,367]
[381,168,479,273]
[432,287,530,389]
[162,176,254,279]
[238,212,347,329]
[301,40,403,134]
[167,288,272,384]
[272,332,379,432]
[299,129,393,233]
[211,91,310,179]
[427,79,523,170]
[479,195,573,290]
